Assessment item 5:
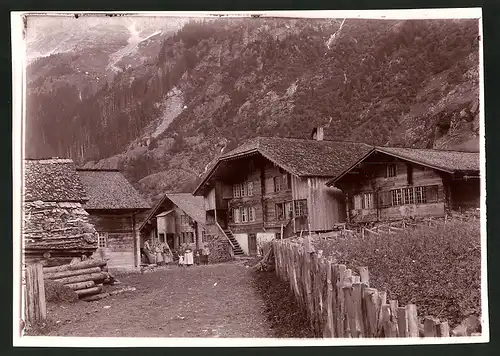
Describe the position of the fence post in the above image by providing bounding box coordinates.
[25,263,47,325]
[397,306,409,337]
[406,304,419,337]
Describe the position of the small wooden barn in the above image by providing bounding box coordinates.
[326,146,480,222]
[23,159,99,266]
[139,193,206,252]
[77,169,151,269]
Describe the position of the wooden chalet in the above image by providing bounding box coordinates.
[193,136,372,255]
[23,159,99,266]
[77,169,151,269]
[326,146,480,223]
[139,193,206,252]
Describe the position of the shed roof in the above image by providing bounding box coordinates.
[375,147,480,173]
[327,146,480,185]
[194,136,372,195]
[166,193,206,225]
[139,193,206,232]
[77,169,150,210]
[24,159,88,202]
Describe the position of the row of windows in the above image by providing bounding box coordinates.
[230,199,308,224]
[231,206,257,223]
[233,182,254,197]
[353,185,439,210]
[233,173,292,198]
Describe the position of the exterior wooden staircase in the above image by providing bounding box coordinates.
[223,228,245,256]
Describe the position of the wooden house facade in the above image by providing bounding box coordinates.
[23,159,99,266]
[139,193,206,253]
[327,147,480,223]
[193,136,372,255]
[77,169,150,269]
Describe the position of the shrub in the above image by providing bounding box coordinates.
[313,220,481,327]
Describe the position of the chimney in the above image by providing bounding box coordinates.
[311,127,324,141]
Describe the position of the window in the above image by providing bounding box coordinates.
[233,182,254,197]
[386,164,397,177]
[285,201,293,219]
[274,173,292,192]
[294,199,308,217]
[273,177,281,192]
[391,189,402,206]
[403,187,414,204]
[201,230,207,243]
[426,185,439,203]
[378,191,392,208]
[353,194,363,210]
[240,207,247,222]
[159,233,165,243]
[247,182,254,196]
[97,232,108,248]
[180,215,192,225]
[415,186,426,204]
[233,184,241,198]
[275,203,283,220]
[233,208,241,223]
[362,193,374,209]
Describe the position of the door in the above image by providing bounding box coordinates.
[248,233,257,256]
[166,234,175,250]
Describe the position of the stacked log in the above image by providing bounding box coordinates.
[43,259,112,301]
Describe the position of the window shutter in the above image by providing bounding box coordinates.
[426,185,439,203]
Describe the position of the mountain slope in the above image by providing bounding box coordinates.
[26,17,480,203]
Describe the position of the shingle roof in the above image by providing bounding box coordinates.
[194,136,373,195]
[327,146,480,185]
[77,169,150,210]
[165,193,206,225]
[24,159,88,202]
[139,193,206,232]
[375,147,480,173]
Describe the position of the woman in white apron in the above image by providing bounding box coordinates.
[184,248,194,266]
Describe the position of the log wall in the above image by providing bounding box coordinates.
[87,210,136,269]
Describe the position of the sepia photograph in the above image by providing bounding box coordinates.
[11,9,486,347]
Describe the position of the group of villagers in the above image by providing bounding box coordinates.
[142,238,210,267]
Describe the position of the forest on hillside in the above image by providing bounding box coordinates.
[25,17,480,200]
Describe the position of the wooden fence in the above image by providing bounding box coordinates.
[273,239,450,338]
[24,264,47,326]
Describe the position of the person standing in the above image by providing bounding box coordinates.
[202,246,210,265]
[155,241,165,266]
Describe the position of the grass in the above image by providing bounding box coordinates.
[251,268,316,338]
[312,219,481,328]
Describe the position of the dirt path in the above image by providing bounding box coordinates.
[44,261,272,337]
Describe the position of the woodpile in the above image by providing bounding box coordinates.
[206,235,233,263]
[43,258,116,301]
[23,201,98,266]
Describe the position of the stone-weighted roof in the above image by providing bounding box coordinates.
[24,159,88,202]
[77,169,150,210]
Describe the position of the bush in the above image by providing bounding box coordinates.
[313,220,481,327]
[45,280,78,303]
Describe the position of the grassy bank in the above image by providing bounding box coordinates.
[313,219,481,327]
